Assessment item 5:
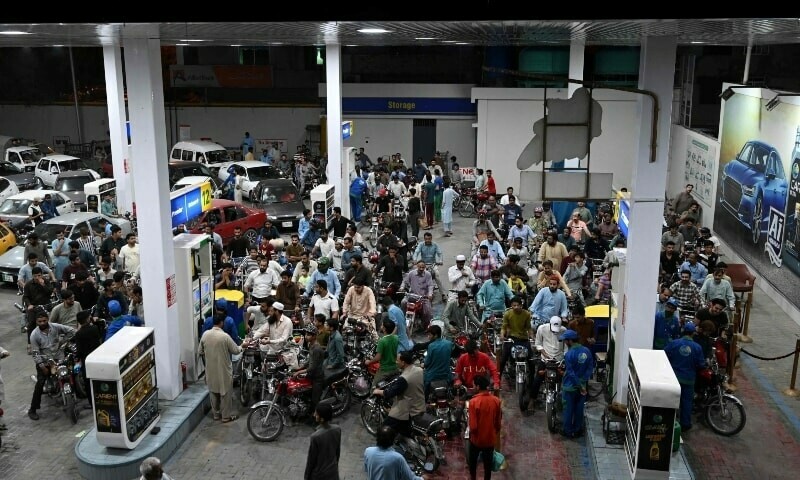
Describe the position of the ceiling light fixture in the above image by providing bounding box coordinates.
[179,39,206,42]
[175,43,190,46]
[357,28,391,34]
[0,30,31,35]
[441,40,458,43]
[455,42,470,45]
[415,37,435,40]
[690,41,705,44]
[230,44,242,47]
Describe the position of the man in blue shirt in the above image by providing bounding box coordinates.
[365,426,423,480]
[680,252,708,288]
[422,324,453,395]
[560,329,595,438]
[530,275,569,327]
[303,257,341,298]
[476,269,513,320]
[41,194,60,220]
[382,295,413,352]
[665,322,707,431]
[323,318,345,370]
[479,231,506,263]
[298,209,312,241]
[653,299,681,350]
[201,299,241,345]
[350,175,368,223]
[104,299,143,341]
[413,232,444,301]
[241,131,254,158]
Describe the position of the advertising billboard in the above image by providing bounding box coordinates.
[713,92,800,307]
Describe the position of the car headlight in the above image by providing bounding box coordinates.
[267,215,277,221]
[742,185,755,196]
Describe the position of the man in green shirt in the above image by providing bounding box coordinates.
[498,296,533,385]
[367,319,400,387]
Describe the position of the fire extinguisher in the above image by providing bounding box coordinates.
[180,362,188,390]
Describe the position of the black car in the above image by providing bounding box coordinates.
[251,179,305,230]
[167,160,218,188]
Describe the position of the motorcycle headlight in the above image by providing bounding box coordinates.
[57,365,69,378]
[547,370,557,378]
[741,184,755,196]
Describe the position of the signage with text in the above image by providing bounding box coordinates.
[170,182,212,228]
[342,121,353,139]
[342,97,476,116]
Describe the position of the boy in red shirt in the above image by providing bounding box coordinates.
[455,340,500,390]
[468,375,502,480]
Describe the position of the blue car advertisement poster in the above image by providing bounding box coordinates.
[714,92,800,308]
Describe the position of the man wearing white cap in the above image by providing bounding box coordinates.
[252,301,293,355]
[447,254,476,302]
[529,316,567,409]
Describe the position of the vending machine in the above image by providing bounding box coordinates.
[84,178,117,214]
[85,326,159,449]
[173,233,214,381]
[310,184,336,231]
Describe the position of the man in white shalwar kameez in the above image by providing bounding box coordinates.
[200,315,243,422]
[441,183,459,237]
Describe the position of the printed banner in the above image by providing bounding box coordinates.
[685,136,717,207]
[169,65,272,88]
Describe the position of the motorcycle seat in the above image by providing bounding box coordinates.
[411,412,439,430]
[323,367,348,385]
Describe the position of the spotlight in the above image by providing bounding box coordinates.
[720,87,735,101]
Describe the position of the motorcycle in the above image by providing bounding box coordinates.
[31,337,84,424]
[501,338,532,394]
[518,349,540,412]
[458,189,488,218]
[403,292,428,334]
[427,379,466,439]
[346,355,376,400]
[366,214,380,248]
[247,363,352,442]
[360,381,445,474]
[238,337,261,407]
[695,337,746,436]
[540,359,565,433]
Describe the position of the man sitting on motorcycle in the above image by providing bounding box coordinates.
[472,210,500,256]
[104,299,143,342]
[423,325,453,397]
[28,308,76,421]
[376,225,406,259]
[498,297,533,386]
[372,350,426,438]
[529,316,567,410]
[291,323,325,413]
[454,339,500,391]
[252,302,293,355]
[442,290,479,339]
[476,269,513,321]
[342,280,378,337]
[413,232,445,302]
[400,261,434,331]
[664,321,707,432]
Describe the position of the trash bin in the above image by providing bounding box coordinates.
[215,289,246,337]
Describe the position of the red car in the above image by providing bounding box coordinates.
[188,199,266,246]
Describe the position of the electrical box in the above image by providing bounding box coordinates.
[310,184,335,231]
[85,326,159,449]
[625,349,681,479]
[173,233,213,381]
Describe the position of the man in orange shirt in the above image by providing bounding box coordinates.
[455,340,500,390]
[467,375,502,480]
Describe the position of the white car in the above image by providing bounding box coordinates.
[215,160,286,200]
[35,154,100,188]
[170,175,224,198]
[0,189,75,231]
[0,176,20,204]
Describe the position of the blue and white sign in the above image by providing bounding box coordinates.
[342,121,353,139]
[342,97,476,116]
[170,184,208,228]
[766,206,785,267]
[618,198,630,239]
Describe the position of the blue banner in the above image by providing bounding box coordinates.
[618,198,630,239]
[171,184,207,228]
[342,97,476,115]
[342,121,352,139]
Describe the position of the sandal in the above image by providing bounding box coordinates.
[221,415,238,423]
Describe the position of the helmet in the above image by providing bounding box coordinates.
[215,299,228,310]
[317,256,330,266]
[108,300,122,317]
[559,329,579,341]
[534,206,543,214]
[683,321,697,333]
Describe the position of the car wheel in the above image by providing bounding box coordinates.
[35,177,44,187]
[244,228,258,244]
[751,195,763,245]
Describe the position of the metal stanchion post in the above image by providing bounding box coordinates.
[726,315,739,392]
[783,339,800,397]
[738,291,753,343]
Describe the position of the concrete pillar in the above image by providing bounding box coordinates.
[568,39,585,98]
[325,44,344,210]
[122,29,183,400]
[102,46,133,214]
[612,36,677,404]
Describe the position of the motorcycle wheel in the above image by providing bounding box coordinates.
[74,373,88,399]
[458,200,474,218]
[247,403,284,442]
[518,387,530,413]
[704,395,746,436]
[239,377,252,407]
[546,398,557,433]
[419,436,441,473]
[66,394,79,425]
[360,399,383,436]
[348,373,372,400]
[369,227,378,248]
[325,385,352,417]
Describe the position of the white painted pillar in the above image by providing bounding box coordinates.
[102,46,133,214]
[325,44,344,210]
[568,39,585,98]
[123,29,183,400]
[612,36,677,404]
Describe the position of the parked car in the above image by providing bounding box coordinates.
[35,154,99,188]
[168,160,218,189]
[0,160,42,191]
[0,176,19,204]
[186,199,266,246]
[0,222,16,257]
[216,160,286,200]
[718,140,789,245]
[54,170,101,211]
[0,136,50,172]
[0,190,75,231]
[252,179,304,230]
[170,140,232,168]
[171,175,224,198]
[0,212,131,284]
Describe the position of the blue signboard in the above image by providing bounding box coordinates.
[618,198,630,239]
[170,184,209,228]
[342,97,476,116]
[342,121,353,139]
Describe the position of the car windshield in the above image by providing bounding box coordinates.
[170,164,215,185]
[0,162,23,175]
[0,198,32,215]
[56,177,92,192]
[750,145,770,172]
[258,184,299,204]
[247,166,281,181]
[204,150,232,164]
[31,222,74,243]
[19,149,43,163]
[54,159,88,172]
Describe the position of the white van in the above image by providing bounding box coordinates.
[169,140,232,171]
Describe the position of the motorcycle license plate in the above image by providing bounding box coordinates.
[2,273,11,282]
[63,384,72,394]
[282,221,293,228]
